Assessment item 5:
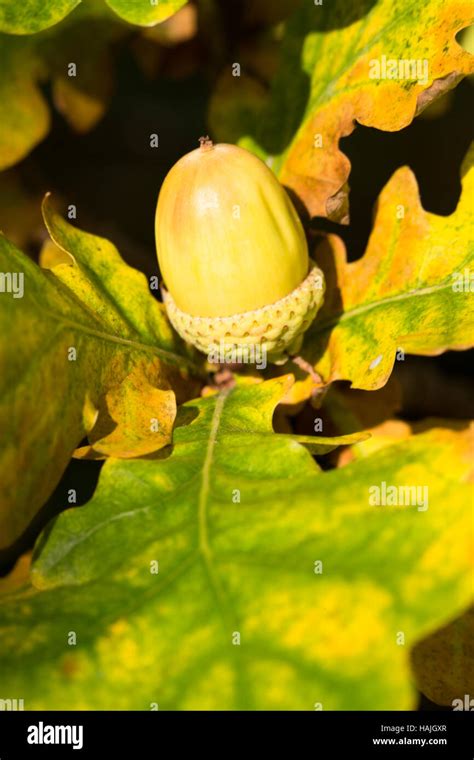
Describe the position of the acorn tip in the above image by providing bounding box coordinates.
[199,135,213,151]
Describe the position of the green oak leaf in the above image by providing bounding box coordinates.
[300,145,474,391]
[0,379,470,709]
[209,0,474,221]
[0,195,200,548]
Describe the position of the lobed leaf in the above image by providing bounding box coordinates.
[0,195,199,547]
[0,380,470,709]
[301,145,474,389]
[210,0,474,221]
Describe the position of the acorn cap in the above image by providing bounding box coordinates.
[155,139,309,318]
[162,261,325,363]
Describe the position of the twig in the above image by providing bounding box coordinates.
[290,355,328,405]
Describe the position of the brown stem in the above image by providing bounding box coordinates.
[290,355,322,384]
[290,355,328,405]
[199,135,213,151]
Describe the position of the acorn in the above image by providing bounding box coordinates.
[155,137,325,364]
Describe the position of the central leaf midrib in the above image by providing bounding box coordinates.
[197,389,237,630]
[198,391,228,561]
[34,263,200,370]
[40,305,198,371]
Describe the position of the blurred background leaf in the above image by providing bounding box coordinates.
[0,0,187,34]
[105,0,187,27]
[0,3,126,170]
[0,0,80,34]
[412,607,474,706]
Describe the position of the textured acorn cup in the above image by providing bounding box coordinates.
[155,138,325,363]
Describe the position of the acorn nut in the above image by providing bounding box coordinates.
[155,138,325,364]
